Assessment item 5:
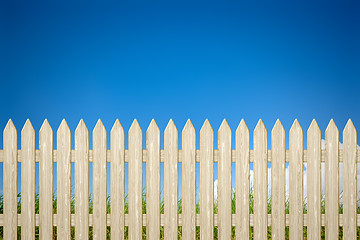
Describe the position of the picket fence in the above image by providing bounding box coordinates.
[0,118,359,239]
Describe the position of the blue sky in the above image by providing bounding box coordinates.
[0,0,359,199]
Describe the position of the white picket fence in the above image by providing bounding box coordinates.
[0,118,359,239]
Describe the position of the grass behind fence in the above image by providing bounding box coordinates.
[0,190,359,239]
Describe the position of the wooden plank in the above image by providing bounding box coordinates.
[182,119,196,239]
[218,119,232,239]
[289,119,303,239]
[93,119,107,239]
[146,119,160,240]
[307,119,321,240]
[164,119,178,239]
[57,119,71,240]
[21,119,36,239]
[39,119,53,239]
[200,119,214,240]
[110,119,125,240]
[235,119,250,240]
[325,119,339,240]
[0,148,359,163]
[75,119,89,239]
[271,119,285,239]
[3,119,18,240]
[128,119,143,239]
[253,119,268,240]
[343,119,357,239]
[3,212,360,227]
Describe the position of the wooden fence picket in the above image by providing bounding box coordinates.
[182,119,196,239]
[39,119,53,240]
[164,119,178,240]
[146,119,160,240]
[253,119,267,240]
[128,119,143,240]
[110,119,125,240]
[307,119,321,240]
[236,119,250,240]
[75,119,89,239]
[289,119,304,239]
[343,119,356,239]
[57,119,71,240]
[3,120,17,240]
[21,119,36,240]
[271,119,285,239]
[218,119,232,239]
[200,119,214,240]
[325,119,339,240]
[93,120,107,239]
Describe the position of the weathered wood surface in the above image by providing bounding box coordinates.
[200,120,214,240]
[128,120,143,240]
[164,119,178,240]
[253,120,268,240]
[110,119,125,240]
[218,119,232,240]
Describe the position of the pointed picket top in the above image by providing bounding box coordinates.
[218,119,231,134]
[129,119,142,135]
[93,119,106,135]
[271,119,284,136]
[40,119,53,135]
[344,119,356,135]
[325,119,339,151]
[147,119,159,135]
[22,119,35,135]
[75,119,88,135]
[325,119,338,135]
[307,119,320,135]
[111,119,124,135]
[254,119,267,135]
[58,119,70,136]
[182,119,195,136]
[4,119,17,136]
[165,119,178,135]
[290,119,303,136]
[200,119,213,135]
[236,119,249,135]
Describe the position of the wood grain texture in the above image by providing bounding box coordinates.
[271,119,285,239]
[182,119,196,239]
[164,119,178,240]
[110,119,125,240]
[235,119,250,240]
[146,119,160,240]
[200,120,214,240]
[128,119,143,240]
[343,119,357,239]
[307,119,321,240]
[39,120,53,240]
[57,119,71,240]
[325,119,339,240]
[21,119,36,240]
[253,119,268,240]
[218,119,232,240]
[289,119,303,240]
[3,120,18,240]
[75,119,89,239]
[93,120,107,240]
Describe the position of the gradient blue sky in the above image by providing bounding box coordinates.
[1,0,359,198]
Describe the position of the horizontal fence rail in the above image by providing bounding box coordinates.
[0,118,359,239]
[1,149,360,163]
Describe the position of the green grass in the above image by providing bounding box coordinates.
[0,190,359,239]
